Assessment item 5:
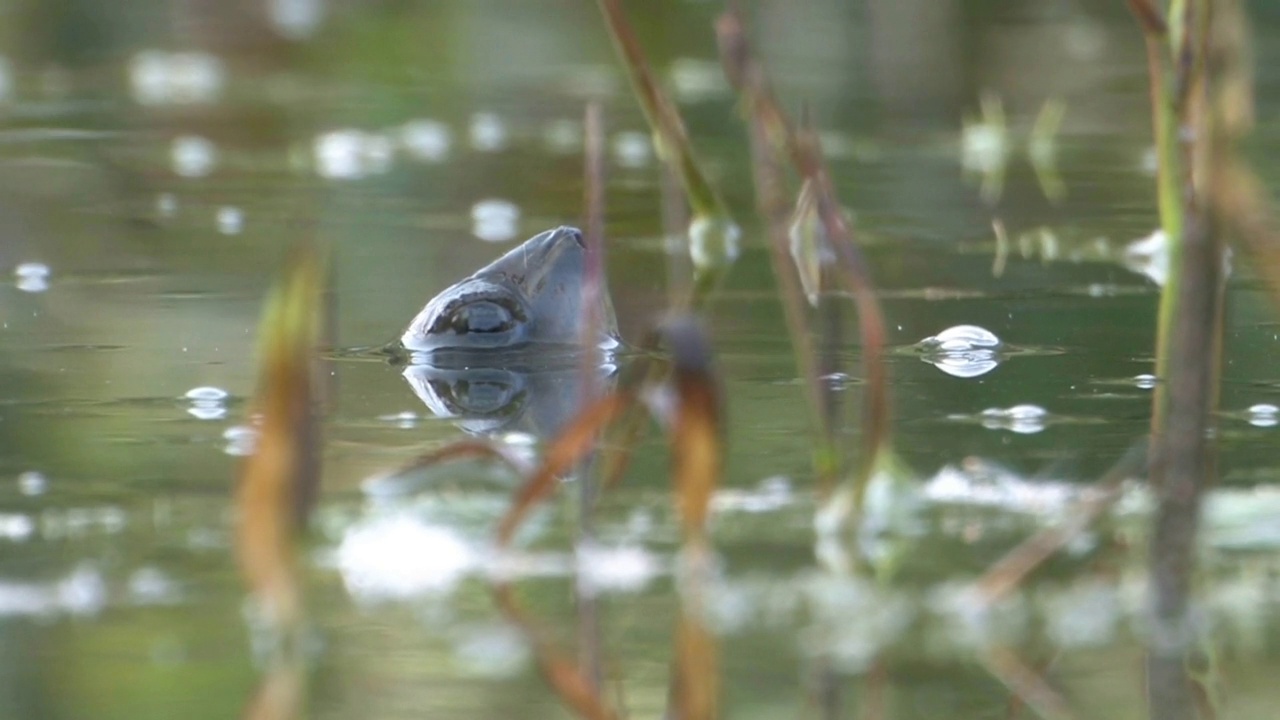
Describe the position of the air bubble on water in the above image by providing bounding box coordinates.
[267,0,326,40]
[542,118,582,154]
[400,119,451,162]
[1247,403,1279,428]
[918,324,1002,378]
[1133,374,1157,390]
[611,130,652,168]
[470,199,520,243]
[468,112,508,152]
[14,262,50,293]
[980,404,1048,434]
[17,471,46,497]
[222,425,258,456]
[171,135,217,178]
[215,206,244,235]
[186,386,228,420]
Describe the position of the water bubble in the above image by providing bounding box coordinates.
[267,0,326,40]
[980,404,1048,434]
[468,112,508,152]
[14,262,50,293]
[222,425,258,456]
[1247,403,1279,428]
[400,119,451,162]
[185,386,228,420]
[470,199,520,243]
[918,325,1002,378]
[1133,374,1157,390]
[171,135,217,178]
[130,50,225,106]
[17,471,47,496]
[611,130,652,168]
[215,206,244,235]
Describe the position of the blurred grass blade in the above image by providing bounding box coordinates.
[670,603,719,720]
[980,647,1078,720]
[716,4,892,507]
[236,241,327,628]
[595,0,738,309]
[595,0,729,223]
[1028,98,1067,203]
[662,317,724,542]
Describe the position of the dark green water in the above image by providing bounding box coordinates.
[2,1,1280,718]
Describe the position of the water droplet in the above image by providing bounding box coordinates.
[918,325,1002,378]
[14,262,50,293]
[171,135,217,178]
[1133,374,1157,390]
[980,404,1048,434]
[468,112,508,152]
[185,386,228,401]
[17,471,47,496]
[267,0,326,40]
[1248,403,1279,428]
[611,130,651,168]
[470,199,520,242]
[400,119,451,162]
[215,206,244,235]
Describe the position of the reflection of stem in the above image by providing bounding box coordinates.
[576,102,607,693]
[982,647,1077,720]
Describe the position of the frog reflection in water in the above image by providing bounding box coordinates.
[400,226,619,436]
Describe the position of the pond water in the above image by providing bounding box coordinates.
[2,0,1280,718]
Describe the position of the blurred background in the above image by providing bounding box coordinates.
[1,1,1280,718]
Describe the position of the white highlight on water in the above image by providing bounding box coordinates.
[171,135,217,177]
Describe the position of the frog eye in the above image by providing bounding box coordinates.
[430,298,526,337]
